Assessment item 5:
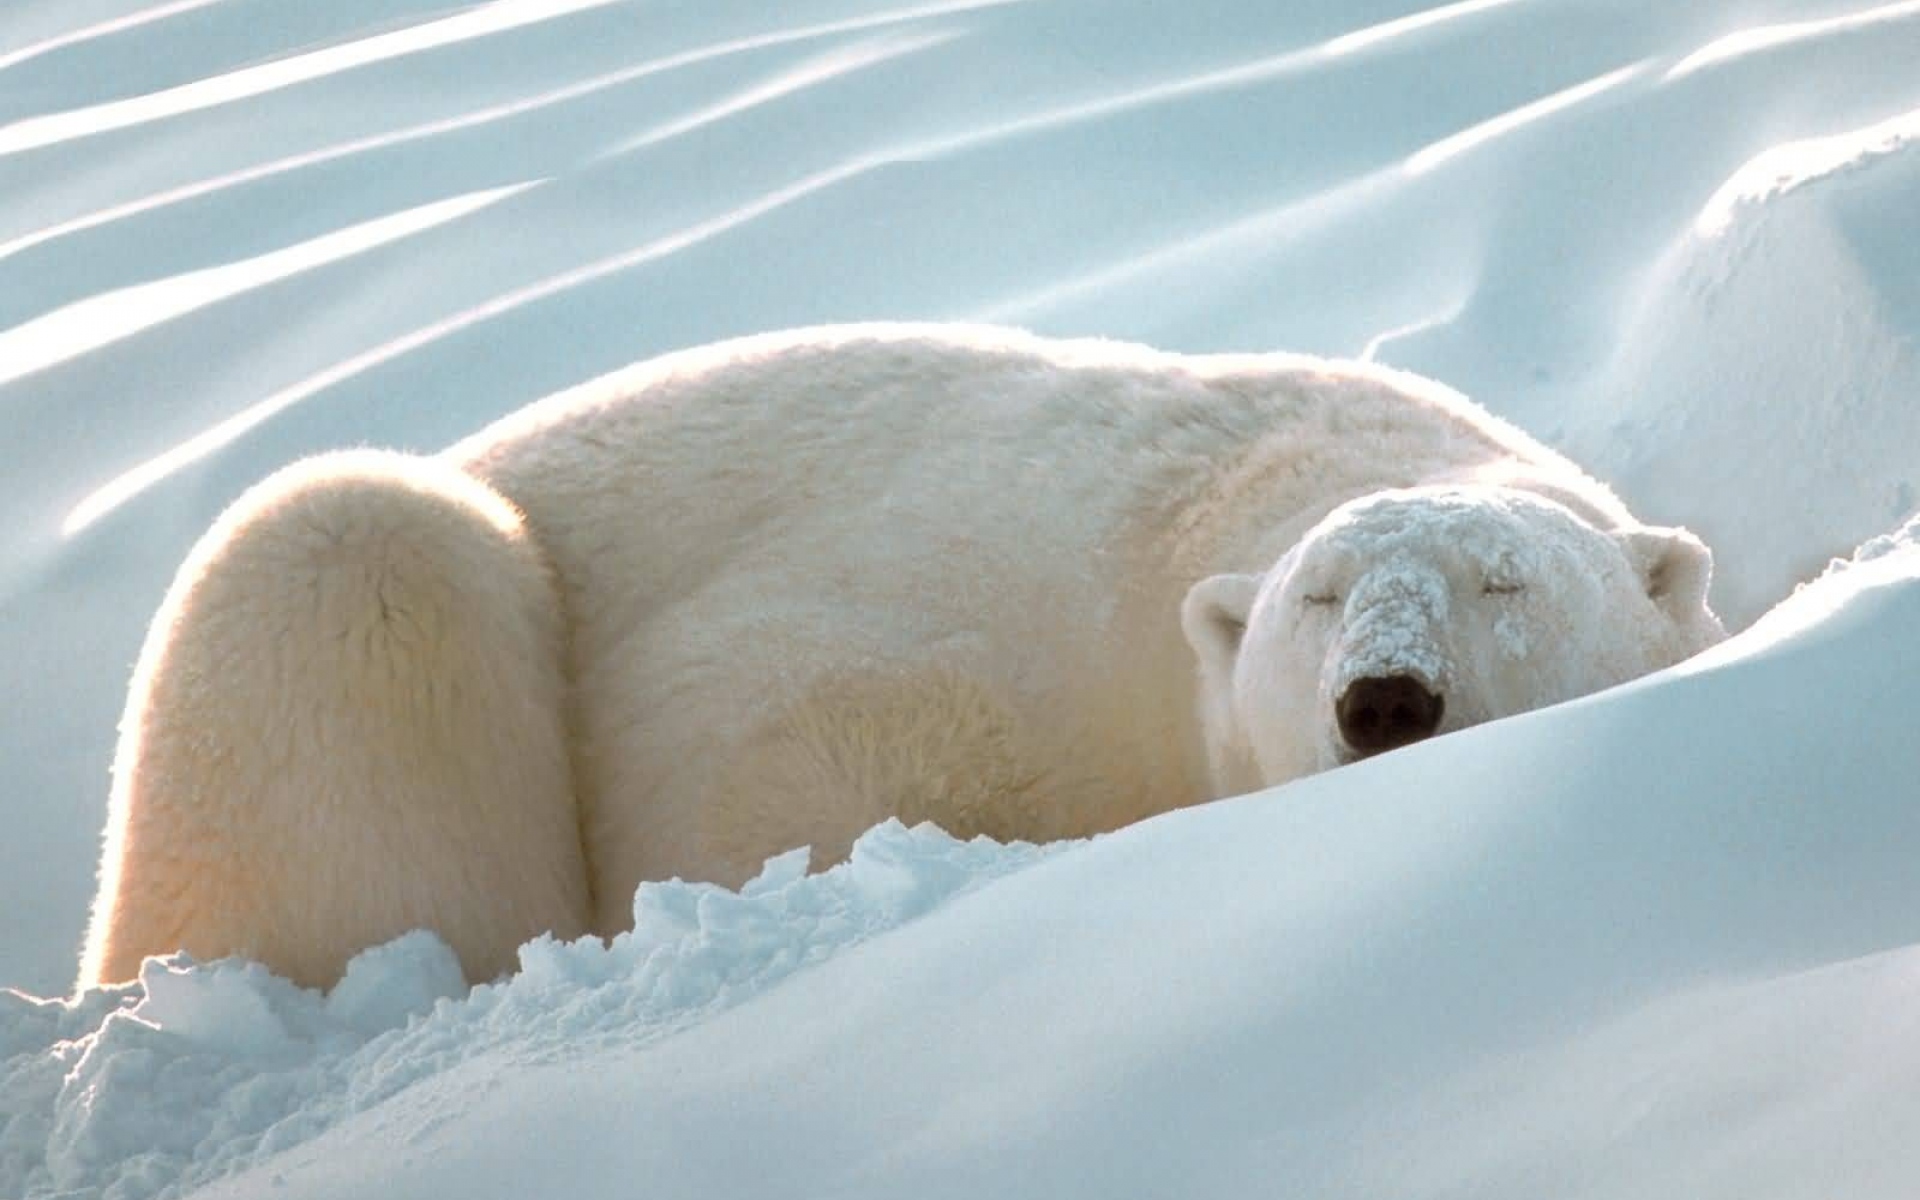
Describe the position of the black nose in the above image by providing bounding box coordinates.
[1336,674,1445,757]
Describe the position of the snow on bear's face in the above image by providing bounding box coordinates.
[1182,485,1726,795]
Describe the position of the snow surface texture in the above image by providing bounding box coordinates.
[3,824,1061,1199]
[2,0,1919,1196]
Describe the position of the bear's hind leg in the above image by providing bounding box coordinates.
[79,451,589,992]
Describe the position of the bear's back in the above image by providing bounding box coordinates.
[445,324,1571,595]
[449,326,1297,620]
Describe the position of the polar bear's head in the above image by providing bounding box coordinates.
[1182,485,1726,795]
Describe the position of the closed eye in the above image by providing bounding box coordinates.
[1482,581,1524,596]
[1304,592,1340,607]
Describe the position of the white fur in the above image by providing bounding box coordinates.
[80,324,1724,990]
[81,453,590,990]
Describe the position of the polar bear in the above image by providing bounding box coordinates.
[78,324,1725,992]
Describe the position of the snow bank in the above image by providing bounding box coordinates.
[0,823,1061,1200]
[184,513,1920,1200]
[1566,106,1920,628]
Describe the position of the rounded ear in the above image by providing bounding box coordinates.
[1181,573,1263,682]
[1618,525,1714,616]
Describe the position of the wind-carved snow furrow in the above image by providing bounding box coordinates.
[0,0,630,157]
[7,0,1593,408]
[1405,61,1649,175]
[0,0,225,74]
[0,184,534,390]
[1,0,1538,293]
[970,168,1400,329]
[1667,0,1920,80]
[972,54,1647,330]
[0,0,1019,265]
[602,27,957,157]
[864,0,1538,159]
[1318,0,1528,58]
[5,0,1533,256]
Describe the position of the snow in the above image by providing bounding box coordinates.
[4,825,1062,1198]
[2,0,1918,1196]
[1561,102,1920,626]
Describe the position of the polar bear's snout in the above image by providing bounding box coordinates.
[1336,674,1445,757]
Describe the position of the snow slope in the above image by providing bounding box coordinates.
[212,533,1920,1200]
[2,0,1918,1196]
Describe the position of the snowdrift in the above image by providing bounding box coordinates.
[3,827,1064,1198]
[8,515,1919,1200]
